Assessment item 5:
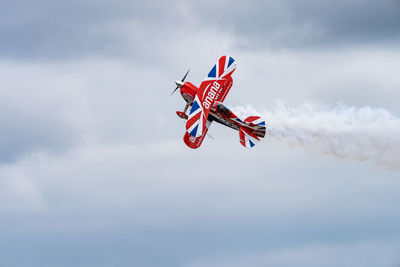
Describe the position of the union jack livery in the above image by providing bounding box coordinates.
[171,56,266,149]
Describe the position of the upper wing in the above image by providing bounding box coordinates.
[185,55,236,138]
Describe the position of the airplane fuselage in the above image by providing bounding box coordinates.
[178,81,265,138]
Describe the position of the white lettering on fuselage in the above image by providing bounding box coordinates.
[203,81,220,109]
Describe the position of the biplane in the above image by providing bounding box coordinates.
[171,56,266,149]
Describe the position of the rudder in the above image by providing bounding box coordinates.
[239,116,266,148]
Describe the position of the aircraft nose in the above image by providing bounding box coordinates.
[175,80,184,88]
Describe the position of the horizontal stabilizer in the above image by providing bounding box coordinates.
[239,127,260,148]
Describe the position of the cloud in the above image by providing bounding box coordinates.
[229,46,400,114]
[2,0,399,61]
[0,165,47,212]
[186,0,400,48]
[0,61,89,162]
[0,26,238,162]
[1,139,400,266]
[0,0,179,60]
[184,240,400,267]
[0,0,228,62]
[0,1,400,266]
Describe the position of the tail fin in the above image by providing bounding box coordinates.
[239,116,266,148]
[244,116,266,138]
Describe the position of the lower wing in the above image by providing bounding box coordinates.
[183,119,212,149]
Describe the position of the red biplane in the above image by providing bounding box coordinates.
[171,56,266,149]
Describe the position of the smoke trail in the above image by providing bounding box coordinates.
[233,101,400,169]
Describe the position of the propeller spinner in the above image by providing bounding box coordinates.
[171,69,190,96]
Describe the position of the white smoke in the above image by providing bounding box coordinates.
[233,101,400,169]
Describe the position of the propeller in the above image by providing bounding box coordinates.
[171,68,190,96]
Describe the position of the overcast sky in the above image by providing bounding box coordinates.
[1,0,400,266]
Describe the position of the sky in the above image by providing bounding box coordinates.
[1,0,400,266]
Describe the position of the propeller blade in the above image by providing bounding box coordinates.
[171,69,190,96]
[170,85,179,96]
[181,68,190,82]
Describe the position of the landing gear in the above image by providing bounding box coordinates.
[176,102,191,120]
[176,111,188,120]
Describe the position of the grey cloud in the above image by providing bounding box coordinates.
[286,0,400,45]
[0,58,190,162]
[0,63,89,162]
[185,240,400,267]
[186,0,400,48]
[1,45,400,161]
[0,110,76,162]
[0,0,179,60]
[0,142,400,266]
[0,1,400,266]
[4,0,399,61]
